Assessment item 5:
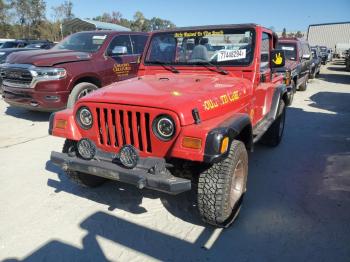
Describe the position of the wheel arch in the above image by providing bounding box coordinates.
[72,76,102,90]
[203,114,253,163]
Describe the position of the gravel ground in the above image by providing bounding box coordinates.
[0,61,349,262]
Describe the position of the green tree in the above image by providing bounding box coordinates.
[295,31,304,38]
[149,17,175,31]
[51,1,75,40]
[9,0,46,39]
[0,0,12,37]
[28,0,46,39]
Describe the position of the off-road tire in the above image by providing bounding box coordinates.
[298,76,308,91]
[67,82,98,108]
[309,69,316,79]
[261,99,286,147]
[62,139,108,187]
[197,140,248,227]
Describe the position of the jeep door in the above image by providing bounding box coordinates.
[105,34,148,83]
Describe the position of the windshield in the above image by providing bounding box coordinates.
[144,28,255,66]
[1,42,18,48]
[54,32,108,52]
[276,43,297,61]
[320,47,327,52]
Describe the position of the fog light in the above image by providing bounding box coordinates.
[119,145,139,169]
[182,137,202,149]
[77,139,96,160]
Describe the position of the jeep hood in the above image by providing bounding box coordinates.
[6,49,91,66]
[80,73,251,126]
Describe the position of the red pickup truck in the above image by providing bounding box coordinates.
[1,31,148,111]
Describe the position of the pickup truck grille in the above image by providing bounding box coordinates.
[94,106,153,153]
[0,68,33,88]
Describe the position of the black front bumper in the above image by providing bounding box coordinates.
[50,151,191,195]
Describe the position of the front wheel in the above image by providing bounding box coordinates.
[67,82,98,108]
[261,99,286,147]
[197,140,248,227]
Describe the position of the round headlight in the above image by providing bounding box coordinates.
[153,115,175,141]
[77,106,93,129]
[77,138,96,160]
[119,145,139,169]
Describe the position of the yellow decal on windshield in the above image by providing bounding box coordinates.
[174,30,224,38]
[272,53,283,65]
[113,63,131,77]
[203,90,240,111]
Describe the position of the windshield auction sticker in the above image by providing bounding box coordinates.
[281,46,294,51]
[217,49,246,62]
[93,35,107,40]
[174,30,224,38]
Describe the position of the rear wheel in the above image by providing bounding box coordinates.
[62,139,108,187]
[298,76,308,91]
[197,140,248,227]
[309,68,316,79]
[67,82,98,108]
[261,99,286,147]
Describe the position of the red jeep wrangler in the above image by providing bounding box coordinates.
[1,31,148,111]
[49,24,292,227]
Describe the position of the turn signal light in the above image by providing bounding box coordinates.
[182,137,202,149]
[55,119,67,129]
[220,137,229,154]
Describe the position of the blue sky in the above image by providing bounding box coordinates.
[46,0,350,32]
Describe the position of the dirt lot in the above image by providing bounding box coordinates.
[0,61,349,262]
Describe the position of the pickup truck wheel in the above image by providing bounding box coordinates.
[261,100,286,147]
[197,140,248,227]
[67,82,98,108]
[309,69,316,79]
[62,139,108,187]
[298,76,308,91]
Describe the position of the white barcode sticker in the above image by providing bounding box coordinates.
[217,49,246,62]
[93,35,107,40]
[282,46,294,51]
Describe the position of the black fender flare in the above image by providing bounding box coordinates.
[203,113,252,163]
[271,84,291,110]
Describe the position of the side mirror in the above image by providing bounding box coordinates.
[110,46,128,56]
[270,49,286,68]
[302,54,311,60]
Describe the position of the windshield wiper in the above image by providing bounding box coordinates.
[149,60,179,74]
[191,61,229,75]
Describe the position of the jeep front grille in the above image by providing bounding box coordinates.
[95,107,152,153]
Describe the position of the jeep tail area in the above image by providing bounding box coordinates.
[0,31,148,111]
[49,24,292,228]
